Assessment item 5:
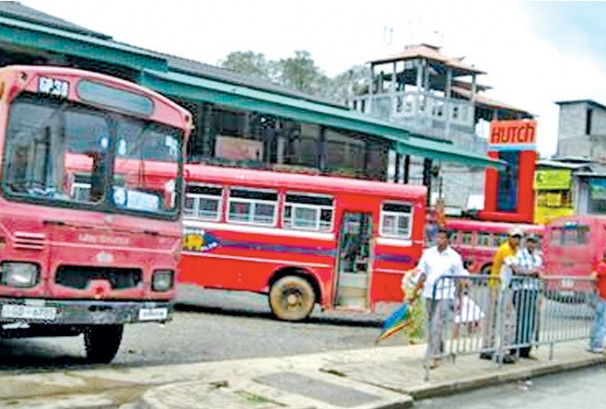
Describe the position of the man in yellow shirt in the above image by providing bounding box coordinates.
[480,228,523,363]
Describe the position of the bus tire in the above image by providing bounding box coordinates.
[83,324,123,364]
[269,276,315,321]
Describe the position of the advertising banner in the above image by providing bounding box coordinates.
[533,169,572,190]
[489,120,537,151]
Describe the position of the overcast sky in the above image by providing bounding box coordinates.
[20,0,606,157]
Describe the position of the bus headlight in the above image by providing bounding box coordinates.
[152,270,174,292]
[2,262,39,288]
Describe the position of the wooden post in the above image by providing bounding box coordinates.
[201,103,213,157]
[318,125,327,172]
[368,63,374,114]
[394,152,401,183]
[423,158,433,206]
[403,155,410,184]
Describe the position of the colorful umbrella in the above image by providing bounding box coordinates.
[375,302,410,343]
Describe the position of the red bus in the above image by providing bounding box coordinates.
[179,165,427,321]
[0,66,191,362]
[543,215,601,279]
[445,219,544,275]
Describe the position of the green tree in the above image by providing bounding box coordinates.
[322,64,371,103]
[276,50,328,95]
[218,50,369,106]
[220,51,272,80]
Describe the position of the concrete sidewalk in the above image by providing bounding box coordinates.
[0,340,603,408]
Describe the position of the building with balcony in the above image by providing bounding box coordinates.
[351,44,533,208]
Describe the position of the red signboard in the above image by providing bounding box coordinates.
[489,120,537,151]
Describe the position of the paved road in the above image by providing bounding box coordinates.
[416,364,606,409]
[0,285,593,373]
[0,286,395,372]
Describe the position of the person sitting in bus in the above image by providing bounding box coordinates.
[510,233,542,359]
[588,247,606,354]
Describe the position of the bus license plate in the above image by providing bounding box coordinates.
[138,307,168,321]
[1,304,57,321]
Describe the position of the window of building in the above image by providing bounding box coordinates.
[380,202,412,238]
[227,188,278,226]
[283,193,333,231]
[184,185,223,221]
[586,108,593,135]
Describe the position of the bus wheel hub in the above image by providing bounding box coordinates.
[286,293,300,306]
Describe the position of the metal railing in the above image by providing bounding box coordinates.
[423,275,596,380]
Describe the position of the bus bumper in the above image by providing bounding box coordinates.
[0,298,173,325]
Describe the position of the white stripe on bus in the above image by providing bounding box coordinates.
[374,268,406,274]
[376,237,413,247]
[182,251,332,269]
[183,219,335,241]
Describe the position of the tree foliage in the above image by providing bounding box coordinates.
[219,50,369,104]
[220,51,273,80]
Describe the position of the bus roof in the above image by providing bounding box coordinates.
[547,215,606,226]
[0,65,192,127]
[445,218,543,233]
[185,164,427,200]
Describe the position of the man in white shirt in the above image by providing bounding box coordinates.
[417,229,467,368]
[510,233,543,358]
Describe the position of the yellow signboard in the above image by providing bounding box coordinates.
[534,206,575,225]
[534,169,572,190]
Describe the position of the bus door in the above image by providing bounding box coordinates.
[334,212,373,310]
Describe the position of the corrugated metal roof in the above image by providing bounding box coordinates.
[160,53,348,109]
[0,2,109,39]
[0,12,167,71]
[369,44,486,75]
[395,139,503,169]
[451,85,533,116]
[536,160,591,170]
[0,3,348,109]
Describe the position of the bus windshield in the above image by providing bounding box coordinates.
[2,93,182,219]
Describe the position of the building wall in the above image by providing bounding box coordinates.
[557,102,606,159]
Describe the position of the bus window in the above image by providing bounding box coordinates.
[553,225,590,245]
[574,226,590,244]
[227,188,278,226]
[494,233,508,247]
[380,202,412,238]
[450,231,459,245]
[184,185,223,221]
[550,228,562,245]
[478,232,492,247]
[283,193,333,231]
[462,231,473,245]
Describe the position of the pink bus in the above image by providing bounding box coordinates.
[543,215,603,279]
[446,219,544,275]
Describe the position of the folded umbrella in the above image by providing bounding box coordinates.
[375,302,410,343]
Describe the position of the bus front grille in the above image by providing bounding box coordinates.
[55,266,142,290]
